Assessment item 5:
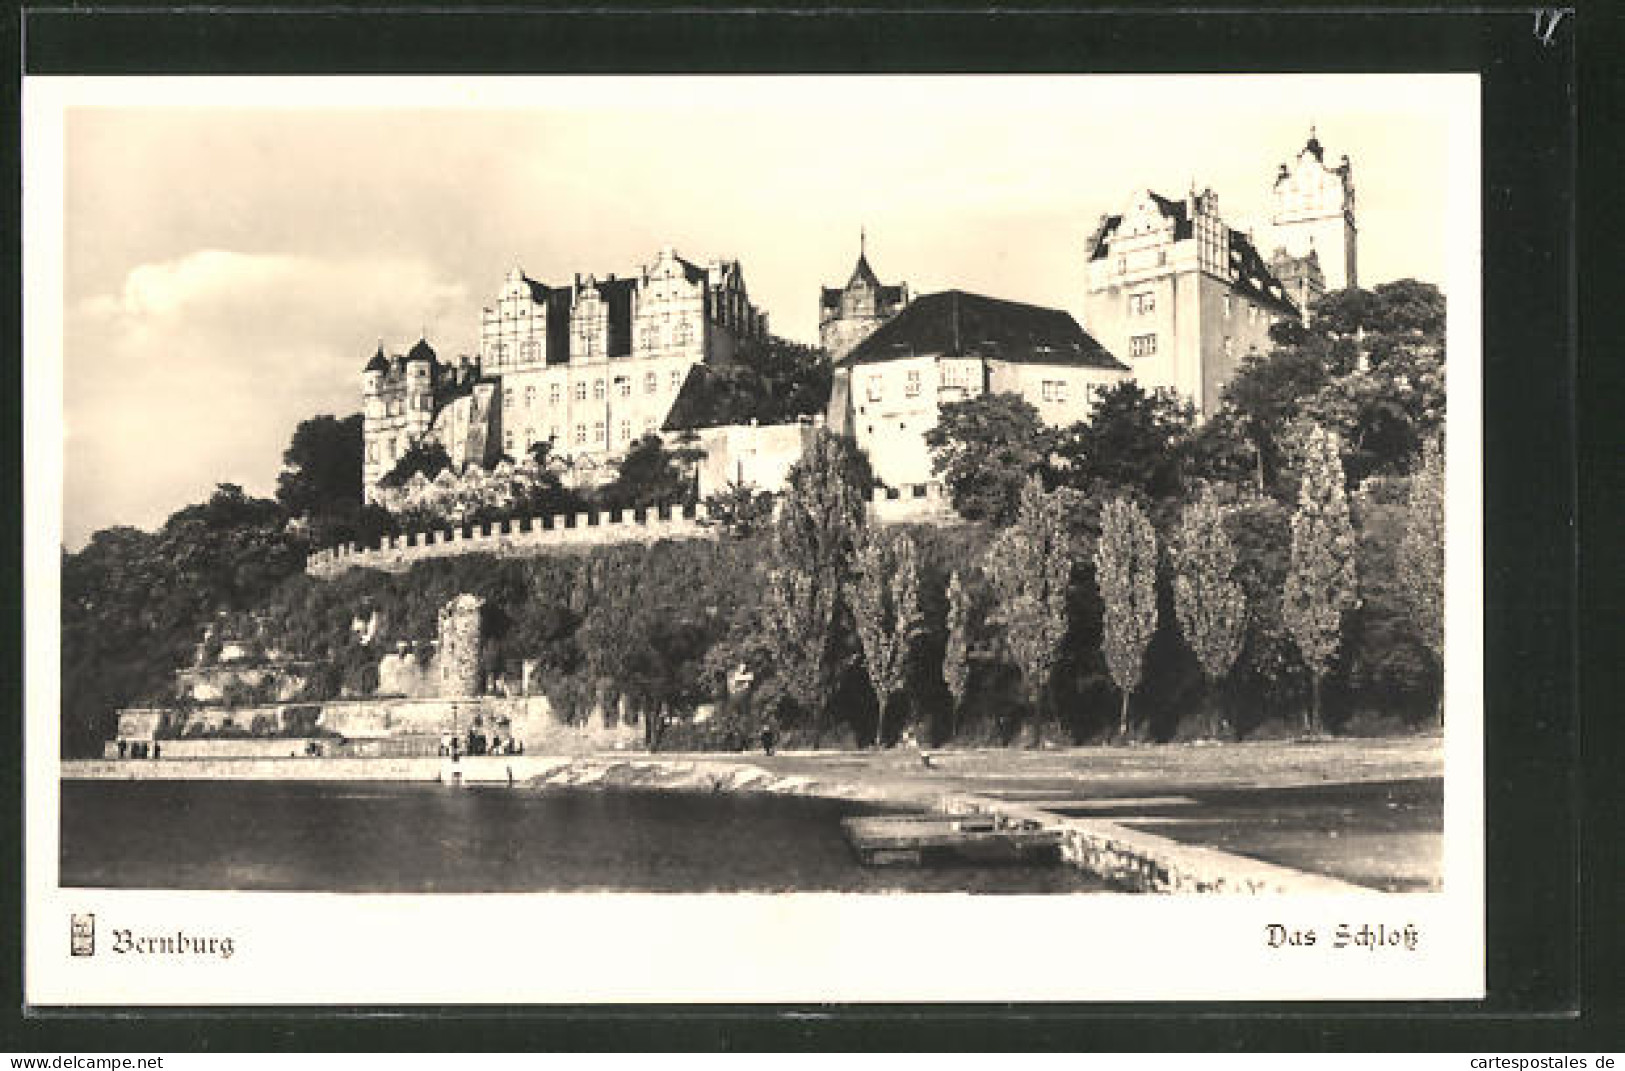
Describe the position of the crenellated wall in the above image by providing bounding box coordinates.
[306,485,961,577]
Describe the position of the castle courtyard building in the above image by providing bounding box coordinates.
[835,289,1129,486]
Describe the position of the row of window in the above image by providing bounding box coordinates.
[859,369,1098,407]
[501,370,685,411]
[502,417,659,453]
[1130,333,1159,358]
[379,394,434,418]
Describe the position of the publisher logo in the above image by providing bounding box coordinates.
[70,913,95,957]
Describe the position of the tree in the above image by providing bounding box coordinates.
[276,414,363,516]
[1052,381,1194,498]
[850,528,925,747]
[1172,489,1247,737]
[756,430,872,741]
[378,440,452,488]
[662,335,832,431]
[985,477,1077,732]
[926,393,1054,525]
[702,479,776,540]
[1283,424,1361,734]
[597,433,699,511]
[941,570,974,743]
[1095,497,1160,741]
[1398,436,1445,723]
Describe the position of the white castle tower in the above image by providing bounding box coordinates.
[1269,127,1358,293]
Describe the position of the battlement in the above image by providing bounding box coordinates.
[306,483,960,577]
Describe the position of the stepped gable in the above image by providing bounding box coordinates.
[840,290,1126,372]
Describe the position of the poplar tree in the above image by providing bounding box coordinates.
[850,528,924,748]
[759,430,871,741]
[941,570,974,743]
[1095,497,1160,742]
[1398,435,1445,724]
[1172,489,1247,737]
[1283,424,1361,734]
[985,478,1077,732]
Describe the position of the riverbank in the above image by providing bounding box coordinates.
[62,735,1441,893]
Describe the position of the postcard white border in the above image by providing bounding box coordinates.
[24,74,1483,1005]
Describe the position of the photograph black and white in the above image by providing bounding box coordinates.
[25,72,1484,1004]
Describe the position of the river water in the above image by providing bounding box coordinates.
[60,780,1107,894]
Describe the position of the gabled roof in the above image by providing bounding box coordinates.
[840,290,1126,371]
[673,254,708,285]
[1087,190,1195,260]
[363,345,389,373]
[1226,229,1301,318]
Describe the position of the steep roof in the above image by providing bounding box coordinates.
[1088,190,1195,260]
[1226,229,1301,318]
[406,338,438,364]
[847,252,882,291]
[363,345,389,373]
[840,290,1126,371]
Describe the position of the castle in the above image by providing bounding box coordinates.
[361,129,1356,510]
[363,247,768,502]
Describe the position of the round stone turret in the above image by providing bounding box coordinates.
[436,594,485,699]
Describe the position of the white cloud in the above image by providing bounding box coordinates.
[63,250,470,547]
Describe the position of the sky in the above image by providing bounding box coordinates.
[40,75,1469,549]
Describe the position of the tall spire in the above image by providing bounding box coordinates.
[860,225,866,258]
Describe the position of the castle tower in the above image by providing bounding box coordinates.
[360,344,392,499]
[1269,127,1358,292]
[819,232,909,363]
[436,594,485,699]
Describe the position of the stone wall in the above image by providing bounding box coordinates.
[110,695,642,756]
[306,503,717,577]
[306,487,960,577]
[436,594,485,699]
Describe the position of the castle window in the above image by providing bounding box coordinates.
[1117,255,1127,273]
[674,319,693,345]
[575,382,588,402]
[1225,294,1234,317]
[593,379,605,401]
[644,416,657,433]
[671,369,683,392]
[1130,334,1158,358]
[644,371,658,394]
[504,388,515,409]
[504,430,514,452]
[525,385,536,408]
[387,438,397,460]
[1130,291,1156,316]
[619,419,632,443]
[905,370,921,398]
[574,424,587,445]
[1042,380,1068,403]
[551,383,562,406]
[525,428,536,448]
[867,376,884,403]
[593,420,605,443]
[1158,251,1167,266]
[618,378,632,398]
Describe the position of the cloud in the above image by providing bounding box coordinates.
[63,250,470,547]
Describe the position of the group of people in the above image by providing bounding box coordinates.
[115,740,160,759]
[438,729,524,759]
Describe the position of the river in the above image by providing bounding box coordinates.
[60,780,1108,893]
